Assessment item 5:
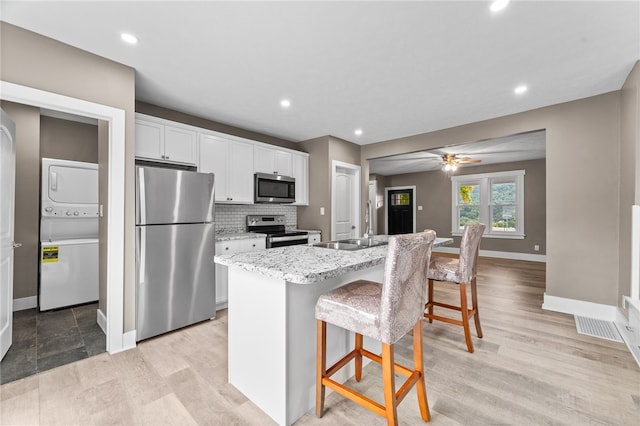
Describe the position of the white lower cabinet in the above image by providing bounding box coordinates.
[215,237,266,309]
[308,233,321,244]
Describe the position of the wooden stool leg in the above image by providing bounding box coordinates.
[381,343,398,426]
[355,333,363,382]
[427,279,434,323]
[412,320,431,421]
[471,277,483,338]
[459,283,474,353]
[316,320,327,417]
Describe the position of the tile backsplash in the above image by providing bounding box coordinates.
[215,204,297,233]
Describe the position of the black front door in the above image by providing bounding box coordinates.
[387,188,413,235]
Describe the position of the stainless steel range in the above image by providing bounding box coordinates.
[246,215,308,248]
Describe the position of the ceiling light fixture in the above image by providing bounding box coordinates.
[120,32,139,45]
[280,99,291,108]
[514,85,528,95]
[354,129,363,136]
[490,0,510,13]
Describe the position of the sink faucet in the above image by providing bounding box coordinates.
[363,200,373,238]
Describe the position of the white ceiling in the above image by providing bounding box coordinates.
[369,130,546,175]
[1,1,638,148]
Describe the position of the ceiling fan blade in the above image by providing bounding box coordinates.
[457,158,482,164]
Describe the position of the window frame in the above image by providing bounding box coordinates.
[451,170,525,239]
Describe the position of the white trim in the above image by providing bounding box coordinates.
[542,294,617,321]
[384,185,417,235]
[122,330,137,351]
[451,169,525,238]
[97,308,107,335]
[434,246,546,262]
[12,296,37,311]
[330,160,361,240]
[1,81,128,354]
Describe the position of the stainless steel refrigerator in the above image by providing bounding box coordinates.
[135,165,215,341]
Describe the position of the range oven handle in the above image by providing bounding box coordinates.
[269,234,308,243]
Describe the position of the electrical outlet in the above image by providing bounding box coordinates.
[418,206,423,211]
[534,244,540,251]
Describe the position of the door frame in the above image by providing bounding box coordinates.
[331,160,361,240]
[0,81,127,354]
[384,185,417,235]
[368,180,377,236]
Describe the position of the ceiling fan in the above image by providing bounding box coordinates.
[441,153,481,171]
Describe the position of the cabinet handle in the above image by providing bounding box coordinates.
[165,155,170,159]
[252,244,255,247]
[274,171,277,174]
[225,247,229,251]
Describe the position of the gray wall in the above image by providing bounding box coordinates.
[136,101,300,151]
[362,92,622,307]
[297,136,361,240]
[1,22,137,330]
[40,116,98,163]
[619,61,640,309]
[381,159,546,254]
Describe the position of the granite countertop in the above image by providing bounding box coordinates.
[215,232,267,242]
[214,237,452,284]
[215,244,388,284]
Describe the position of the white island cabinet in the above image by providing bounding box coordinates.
[215,237,451,426]
[214,235,266,310]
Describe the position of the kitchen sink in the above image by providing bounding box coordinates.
[313,236,389,250]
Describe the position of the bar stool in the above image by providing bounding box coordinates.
[315,230,437,426]
[424,223,485,353]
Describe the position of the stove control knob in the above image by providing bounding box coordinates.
[73,211,80,216]
[66,210,72,216]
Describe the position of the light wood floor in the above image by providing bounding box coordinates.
[1,257,638,425]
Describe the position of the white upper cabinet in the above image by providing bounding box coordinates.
[135,117,197,165]
[199,134,254,204]
[291,152,309,205]
[254,146,292,176]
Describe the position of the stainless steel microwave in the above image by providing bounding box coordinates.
[254,173,296,204]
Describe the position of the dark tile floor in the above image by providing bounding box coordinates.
[0,302,106,384]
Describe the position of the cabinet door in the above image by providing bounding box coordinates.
[308,234,321,244]
[291,153,309,205]
[135,120,164,160]
[227,141,254,203]
[274,150,292,176]
[164,126,197,164]
[254,146,276,175]
[199,134,229,202]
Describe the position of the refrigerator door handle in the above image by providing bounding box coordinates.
[138,227,146,285]
[137,167,146,223]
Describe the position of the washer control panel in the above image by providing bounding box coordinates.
[42,204,99,218]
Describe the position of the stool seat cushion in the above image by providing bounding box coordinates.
[315,280,382,341]
[427,257,462,283]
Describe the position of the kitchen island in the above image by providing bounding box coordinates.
[214,237,451,426]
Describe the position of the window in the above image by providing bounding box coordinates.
[451,170,525,239]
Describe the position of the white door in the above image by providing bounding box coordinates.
[1,109,16,361]
[331,161,361,240]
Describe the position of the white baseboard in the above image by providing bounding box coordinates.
[97,308,107,335]
[434,247,546,263]
[542,293,618,321]
[13,296,37,311]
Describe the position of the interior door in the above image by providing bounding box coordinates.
[334,171,354,239]
[387,188,414,235]
[1,109,16,361]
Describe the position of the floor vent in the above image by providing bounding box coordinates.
[574,316,624,343]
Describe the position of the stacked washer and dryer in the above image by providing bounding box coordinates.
[39,158,99,311]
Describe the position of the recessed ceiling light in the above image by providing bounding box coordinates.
[354,129,363,136]
[280,99,291,108]
[490,0,510,13]
[514,85,528,95]
[120,32,139,45]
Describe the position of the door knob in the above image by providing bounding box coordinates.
[12,242,22,248]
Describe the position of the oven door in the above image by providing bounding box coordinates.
[268,234,309,248]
